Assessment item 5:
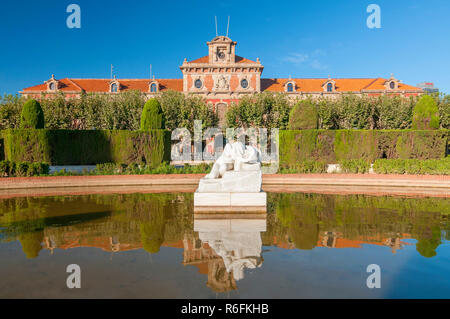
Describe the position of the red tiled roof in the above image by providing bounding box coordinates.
[22,78,183,93]
[261,78,423,92]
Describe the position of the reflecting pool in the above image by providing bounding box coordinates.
[0,192,449,298]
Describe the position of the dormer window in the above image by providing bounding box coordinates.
[45,74,59,92]
[323,78,336,93]
[287,83,294,92]
[285,78,296,93]
[149,81,159,93]
[385,74,399,90]
[327,83,333,92]
[109,76,120,93]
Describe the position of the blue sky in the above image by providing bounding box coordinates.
[0,0,449,95]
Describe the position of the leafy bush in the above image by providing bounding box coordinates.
[0,160,10,176]
[157,90,217,132]
[412,95,440,130]
[279,160,327,173]
[16,162,29,177]
[373,158,450,175]
[0,161,48,177]
[93,162,212,175]
[339,159,371,173]
[20,99,44,129]
[288,100,318,130]
[140,98,165,130]
[226,92,291,129]
[28,162,50,176]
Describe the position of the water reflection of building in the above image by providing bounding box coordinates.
[182,214,266,292]
[183,234,237,292]
[318,231,411,253]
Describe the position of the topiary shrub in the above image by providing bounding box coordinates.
[140,98,165,130]
[288,100,318,130]
[412,95,440,130]
[20,99,45,129]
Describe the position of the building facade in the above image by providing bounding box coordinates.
[21,35,424,120]
[416,82,439,94]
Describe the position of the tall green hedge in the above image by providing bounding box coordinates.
[140,98,165,130]
[412,95,440,130]
[288,100,318,130]
[279,129,449,166]
[0,129,447,167]
[20,99,45,129]
[0,129,171,166]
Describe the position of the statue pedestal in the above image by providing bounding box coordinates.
[194,168,266,207]
[194,191,267,207]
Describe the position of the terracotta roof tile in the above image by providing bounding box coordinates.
[23,78,183,93]
[261,78,423,92]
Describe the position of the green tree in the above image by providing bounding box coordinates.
[20,99,45,129]
[288,100,318,130]
[140,210,166,254]
[19,231,44,259]
[140,98,165,130]
[412,95,440,130]
[226,92,290,129]
[157,90,217,132]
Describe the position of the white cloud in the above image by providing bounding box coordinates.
[282,50,328,70]
[282,53,309,65]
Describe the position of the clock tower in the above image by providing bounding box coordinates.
[207,36,237,64]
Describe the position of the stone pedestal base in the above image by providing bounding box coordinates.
[194,191,266,207]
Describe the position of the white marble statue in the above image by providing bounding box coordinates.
[195,141,266,206]
[204,141,262,179]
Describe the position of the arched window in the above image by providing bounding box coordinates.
[241,79,248,89]
[49,82,55,91]
[287,83,294,92]
[327,82,333,92]
[150,83,157,93]
[111,83,118,93]
[389,81,395,89]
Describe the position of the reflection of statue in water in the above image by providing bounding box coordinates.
[205,141,261,179]
[199,231,263,281]
[194,217,266,282]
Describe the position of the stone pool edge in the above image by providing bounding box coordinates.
[0,173,448,189]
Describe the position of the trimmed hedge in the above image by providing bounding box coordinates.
[373,158,450,175]
[0,129,171,166]
[338,159,371,174]
[141,98,165,130]
[0,160,49,177]
[20,99,44,129]
[1,129,448,168]
[279,160,328,174]
[280,129,449,166]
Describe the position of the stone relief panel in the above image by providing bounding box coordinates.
[213,74,231,92]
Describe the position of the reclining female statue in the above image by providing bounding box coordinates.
[204,141,261,179]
